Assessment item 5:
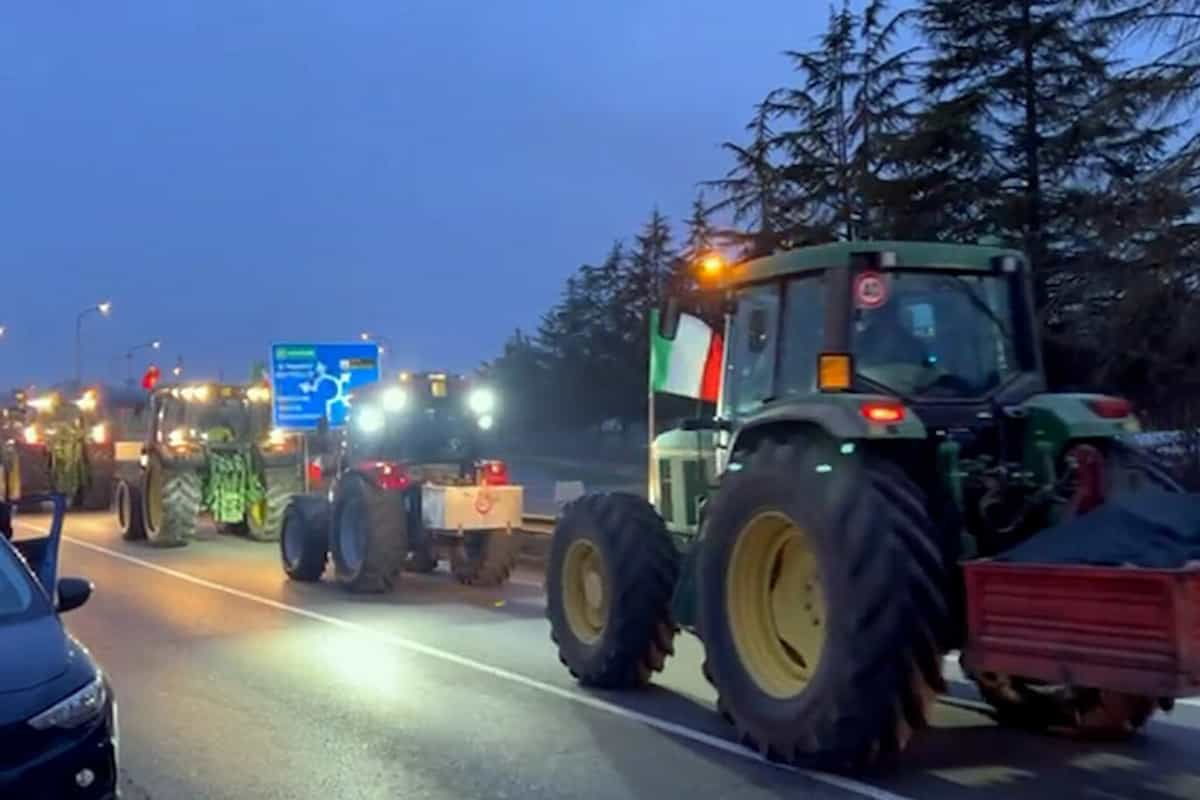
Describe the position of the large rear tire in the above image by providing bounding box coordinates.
[79,468,114,511]
[450,531,520,587]
[142,456,198,547]
[546,492,679,688]
[116,478,146,541]
[330,472,406,593]
[697,440,949,767]
[280,495,330,582]
[246,462,303,542]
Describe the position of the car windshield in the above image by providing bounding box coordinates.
[852,271,1022,399]
[0,543,42,623]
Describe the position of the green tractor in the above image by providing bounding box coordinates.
[545,241,1200,768]
[116,382,304,546]
[0,387,114,512]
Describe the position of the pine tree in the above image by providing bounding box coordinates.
[764,0,917,240]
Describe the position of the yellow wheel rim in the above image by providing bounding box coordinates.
[249,498,267,528]
[562,539,609,645]
[146,463,163,532]
[726,511,826,699]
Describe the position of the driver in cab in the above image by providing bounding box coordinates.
[855,300,928,369]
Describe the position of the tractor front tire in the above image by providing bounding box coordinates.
[450,531,520,587]
[246,463,303,542]
[330,472,406,593]
[546,492,680,689]
[116,479,146,541]
[280,495,330,582]
[142,458,199,547]
[697,440,949,768]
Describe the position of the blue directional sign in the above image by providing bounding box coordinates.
[270,342,381,430]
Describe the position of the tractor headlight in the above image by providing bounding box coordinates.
[167,427,189,447]
[267,428,288,447]
[477,414,494,431]
[89,423,108,445]
[355,405,385,435]
[28,675,107,731]
[468,388,496,415]
[22,425,39,445]
[381,386,408,413]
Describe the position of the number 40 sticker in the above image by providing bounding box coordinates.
[853,271,889,310]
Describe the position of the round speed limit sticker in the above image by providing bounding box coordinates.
[853,271,889,309]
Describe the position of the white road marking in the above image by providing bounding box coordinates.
[26,524,911,800]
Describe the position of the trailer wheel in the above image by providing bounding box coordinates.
[546,492,679,688]
[116,479,146,541]
[246,463,303,542]
[973,440,1172,737]
[280,495,329,582]
[330,472,406,593]
[142,456,197,547]
[697,440,949,768]
[450,531,519,587]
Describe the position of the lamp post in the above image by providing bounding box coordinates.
[75,301,112,385]
[124,339,162,384]
[359,331,391,374]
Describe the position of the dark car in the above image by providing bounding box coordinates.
[0,494,119,799]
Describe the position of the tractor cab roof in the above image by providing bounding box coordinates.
[733,241,1027,285]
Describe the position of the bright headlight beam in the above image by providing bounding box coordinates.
[468,387,496,415]
[381,386,408,412]
[356,405,385,434]
[477,414,494,431]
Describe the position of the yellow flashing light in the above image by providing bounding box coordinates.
[699,252,726,278]
[28,394,57,413]
[818,353,853,392]
[246,386,271,404]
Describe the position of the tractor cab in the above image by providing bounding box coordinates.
[148,382,277,453]
[342,371,500,482]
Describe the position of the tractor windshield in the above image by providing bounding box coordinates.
[852,271,1022,399]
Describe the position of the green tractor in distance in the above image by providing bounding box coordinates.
[116,382,304,546]
[0,387,114,511]
[545,241,1197,768]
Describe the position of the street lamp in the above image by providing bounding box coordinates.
[359,331,391,372]
[172,356,184,378]
[75,301,113,385]
[124,339,162,384]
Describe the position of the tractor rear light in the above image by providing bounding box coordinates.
[861,401,905,424]
[1087,396,1132,419]
[477,460,509,486]
[359,460,410,491]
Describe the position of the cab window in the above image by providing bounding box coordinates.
[722,283,780,416]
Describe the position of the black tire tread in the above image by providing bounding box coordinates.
[247,462,303,542]
[697,440,949,768]
[117,479,146,541]
[331,473,407,593]
[450,531,520,586]
[281,494,330,582]
[144,462,199,547]
[546,492,680,689]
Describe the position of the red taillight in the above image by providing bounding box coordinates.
[358,460,410,491]
[1087,396,1132,419]
[861,401,906,424]
[477,459,509,486]
[307,459,323,486]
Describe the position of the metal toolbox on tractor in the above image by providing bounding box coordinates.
[421,484,523,533]
[962,560,1200,697]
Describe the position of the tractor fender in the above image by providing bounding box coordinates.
[1019,393,1142,467]
[728,394,927,457]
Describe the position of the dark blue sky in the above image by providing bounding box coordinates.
[1,2,842,388]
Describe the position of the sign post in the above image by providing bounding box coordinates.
[269,342,381,431]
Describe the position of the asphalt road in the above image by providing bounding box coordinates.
[14,510,1200,800]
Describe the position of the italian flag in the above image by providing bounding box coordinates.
[649,309,723,403]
